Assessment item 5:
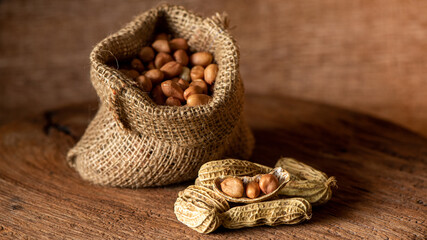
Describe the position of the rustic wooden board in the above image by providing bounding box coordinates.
[0,95,426,239]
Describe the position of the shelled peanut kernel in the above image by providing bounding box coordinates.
[220,174,279,199]
[117,33,217,106]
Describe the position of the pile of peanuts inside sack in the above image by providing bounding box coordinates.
[116,33,218,107]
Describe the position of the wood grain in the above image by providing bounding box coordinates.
[1,0,427,136]
[1,95,426,239]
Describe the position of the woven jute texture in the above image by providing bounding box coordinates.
[66,4,255,187]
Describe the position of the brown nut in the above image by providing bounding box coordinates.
[154,52,173,69]
[180,66,191,82]
[190,79,208,94]
[139,46,155,62]
[131,58,145,72]
[204,64,218,85]
[174,78,189,90]
[174,49,189,66]
[146,61,155,70]
[161,80,185,101]
[144,69,164,85]
[160,61,183,79]
[152,39,170,53]
[190,66,205,81]
[183,85,203,100]
[190,52,213,67]
[220,177,244,198]
[259,174,279,194]
[165,97,182,106]
[155,33,168,40]
[187,94,212,106]
[246,182,260,199]
[120,69,140,80]
[169,38,189,51]
[151,84,166,105]
[136,75,152,92]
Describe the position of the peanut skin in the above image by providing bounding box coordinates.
[151,85,166,105]
[152,39,170,53]
[174,49,189,66]
[139,46,155,62]
[259,174,279,194]
[161,80,185,101]
[144,69,164,85]
[154,52,173,69]
[221,177,244,198]
[190,52,213,67]
[190,79,208,94]
[136,75,152,92]
[184,85,203,100]
[131,58,145,72]
[169,38,189,51]
[204,64,218,85]
[160,61,183,79]
[186,94,212,106]
[190,66,204,81]
[165,97,182,106]
[246,181,260,199]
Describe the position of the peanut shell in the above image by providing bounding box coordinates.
[220,198,312,229]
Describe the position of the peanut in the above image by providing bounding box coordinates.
[190,79,208,94]
[190,52,213,67]
[246,181,260,199]
[144,69,164,85]
[154,52,173,69]
[259,174,279,194]
[139,46,155,62]
[131,58,145,72]
[151,84,166,105]
[155,33,168,40]
[184,85,203,100]
[160,61,183,79]
[220,177,244,198]
[174,49,189,66]
[152,39,171,53]
[161,80,185,101]
[136,75,152,92]
[175,78,189,90]
[169,38,189,51]
[179,67,191,82]
[190,65,205,81]
[118,33,217,106]
[165,97,182,106]
[187,94,212,106]
[146,61,155,70]
[204,64,218,85]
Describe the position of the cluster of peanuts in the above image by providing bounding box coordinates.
[220,174,279,199]
[118,33,218,106]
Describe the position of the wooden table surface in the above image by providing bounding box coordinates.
[1,95,426,239]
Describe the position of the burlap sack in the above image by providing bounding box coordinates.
[66,4,254,188]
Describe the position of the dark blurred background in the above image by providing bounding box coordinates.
[1,0,426,136]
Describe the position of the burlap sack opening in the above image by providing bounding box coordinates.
[67,4,255,187]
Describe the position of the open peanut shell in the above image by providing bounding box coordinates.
[213,167,290,203]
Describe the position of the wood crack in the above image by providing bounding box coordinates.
[43,111,77,140]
